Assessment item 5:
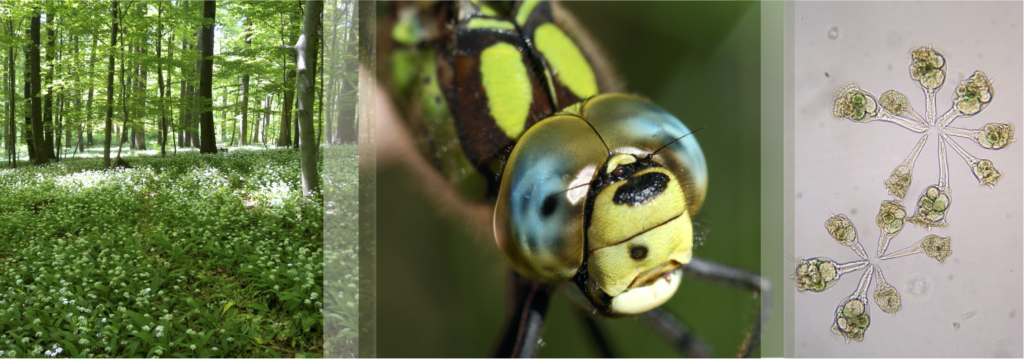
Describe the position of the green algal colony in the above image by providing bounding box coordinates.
[795,46,1013,342]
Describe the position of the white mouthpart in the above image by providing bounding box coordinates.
[610,268,683,315]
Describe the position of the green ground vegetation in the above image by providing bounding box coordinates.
[0,146,354,358]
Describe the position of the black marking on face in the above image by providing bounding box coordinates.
[541,193,558,217]
[629,245,648,260]
[583,156,661,231]
[613,172,669,206]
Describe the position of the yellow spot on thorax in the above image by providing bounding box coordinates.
[480,42,532,140]
[534,23,598,100]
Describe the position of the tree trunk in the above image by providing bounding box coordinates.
[229,89,237,147]
[6,24,15,164]
[42,20,55,160]
[295,0,322,195]
[84,36,96,152]
[230,87,239,146]
[240,19,251,147]
[29,13,46,165]
[293,94,299,149]
[2,67,7,162]
[339,0,358,144]
[54,33,64,160]
[220,92,228,142]
[317,51,323,146]
[278,67,294,147]
[278,85,294,147]
[178,40,189,148]
[251,97,260,144]
[133,41,148,150]
[278,14,296,149]
[156,3,167,157]
[103,2,117,168]
[24,43,33,161]
[261,93,271,145]
[198,0,216,153]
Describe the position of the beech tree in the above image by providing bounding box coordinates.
[102,1,117,168]
[290,0,321,195]
[198,0,216,154]
[29,10,44,165]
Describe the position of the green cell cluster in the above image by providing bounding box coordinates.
[954,71,993,116]
[884,166,912,199]
[909,46,946,90]
[825,214,857,246]
[879,90,911,117]
[875,200,907,235]
[832,85,876,122]
[921,234,952,264]
[981,123,1014,150]
[971,160,1001,187]
[873,282,903,315]
[832,298,870,342]
[794,258,839,293]
[907,185,950,228]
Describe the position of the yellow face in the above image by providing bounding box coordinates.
[584,154,694,314]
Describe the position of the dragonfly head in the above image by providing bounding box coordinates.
[494,93,707,315]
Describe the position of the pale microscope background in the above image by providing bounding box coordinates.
[793,2,1023,357]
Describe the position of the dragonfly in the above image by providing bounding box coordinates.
[376,1,769,357]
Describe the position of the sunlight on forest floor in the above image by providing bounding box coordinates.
[0,146,357,358]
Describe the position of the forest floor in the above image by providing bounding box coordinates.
[0,145,359,358]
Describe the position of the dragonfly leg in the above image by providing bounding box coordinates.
[575,310,615,358]
[684,256,772,358]
[492,270,554,358]
[640,307,713,357]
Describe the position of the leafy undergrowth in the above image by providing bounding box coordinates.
[0,148,328,358]
[322,146,359,358]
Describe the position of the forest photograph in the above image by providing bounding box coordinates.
[0,0,359,357]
